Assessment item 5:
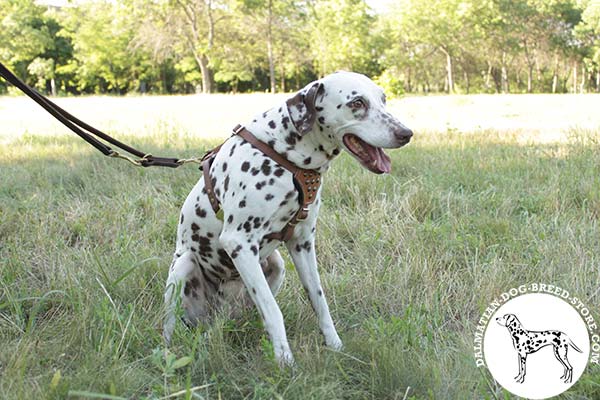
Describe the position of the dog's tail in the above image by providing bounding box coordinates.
[569,338,583,353]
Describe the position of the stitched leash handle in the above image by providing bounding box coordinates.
[0,61,200,168]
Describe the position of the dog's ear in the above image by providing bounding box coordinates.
[286,82,325,135]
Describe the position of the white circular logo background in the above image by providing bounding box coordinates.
[483,293,590,399]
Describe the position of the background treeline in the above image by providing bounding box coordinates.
[1,0,599,96]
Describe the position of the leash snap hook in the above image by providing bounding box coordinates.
[139,153,155,167]
[109,150,144,166]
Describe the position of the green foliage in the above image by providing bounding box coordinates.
[59,1,148,93]
[0,0,73,94]
[0,0,50,66]
[1,0,599,94]
[576,1,600,65]
[151,347,193,378]
[310,0,378,76]
[374,69,405,97]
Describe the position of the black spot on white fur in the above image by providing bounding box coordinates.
[261,160,271,176]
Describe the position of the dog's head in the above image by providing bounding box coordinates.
[286,71,412,174]
[496,314,520,328]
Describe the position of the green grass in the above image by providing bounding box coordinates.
[1,125,600,399]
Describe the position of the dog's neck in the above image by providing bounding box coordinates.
[245,104,340,173]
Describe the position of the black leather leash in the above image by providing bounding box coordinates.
[0,61,201,168]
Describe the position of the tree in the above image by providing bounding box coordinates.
[131,0,228,93]
[210,17,263,92]
[309,0,378,77]
[0,0,72,94]
[60,1,144,93]
[576,0,600,91]
[385,0,485,94]
[233,0,309,93]
[169,0,227,93]
[1,0,595,95]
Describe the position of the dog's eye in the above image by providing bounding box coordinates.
[350,98,366,109]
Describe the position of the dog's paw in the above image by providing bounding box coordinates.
[276,350,296,368]
[272,340,295,368]
[325,335,343,351]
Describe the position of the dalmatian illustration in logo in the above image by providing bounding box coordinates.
[496,313,583,384]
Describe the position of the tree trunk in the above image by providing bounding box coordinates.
[179,0,215,93]
[50,77,57,96]
[551,54,559,93]
[561,65,569,92]
[205,0,215,93]
[441,47,454,94]
[490,66,501,93]
[596,70,600,92]
[524,41,534,93]
[572,62,577,93]
[280,62,285,92]
[267,40,275,93]
[501,51,509,93]
[193,53,212,94]
[485,62,492,92]
[266,0,276,93]
[580,63,586,93]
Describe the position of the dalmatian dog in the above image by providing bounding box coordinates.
[163,71,413,365]
[496,314,583,383]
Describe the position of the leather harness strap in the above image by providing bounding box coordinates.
[202,125,321,242]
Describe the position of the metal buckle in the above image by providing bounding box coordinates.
[232,125,244,135]
[295,207,310,221]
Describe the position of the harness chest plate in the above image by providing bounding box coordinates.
[201,125,321,242]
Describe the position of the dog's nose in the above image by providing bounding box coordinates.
[394,126,413,141]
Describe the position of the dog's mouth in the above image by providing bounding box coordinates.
[342,134,391,174]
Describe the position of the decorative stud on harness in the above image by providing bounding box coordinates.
[201,124,322,242]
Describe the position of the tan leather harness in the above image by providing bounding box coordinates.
[202,125,321,242]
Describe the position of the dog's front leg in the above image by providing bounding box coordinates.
[286,233,343,350]
[220,232,294,366]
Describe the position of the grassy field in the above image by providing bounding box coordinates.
[1,94,600,399]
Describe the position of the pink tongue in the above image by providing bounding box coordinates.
[367,145,391,173]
